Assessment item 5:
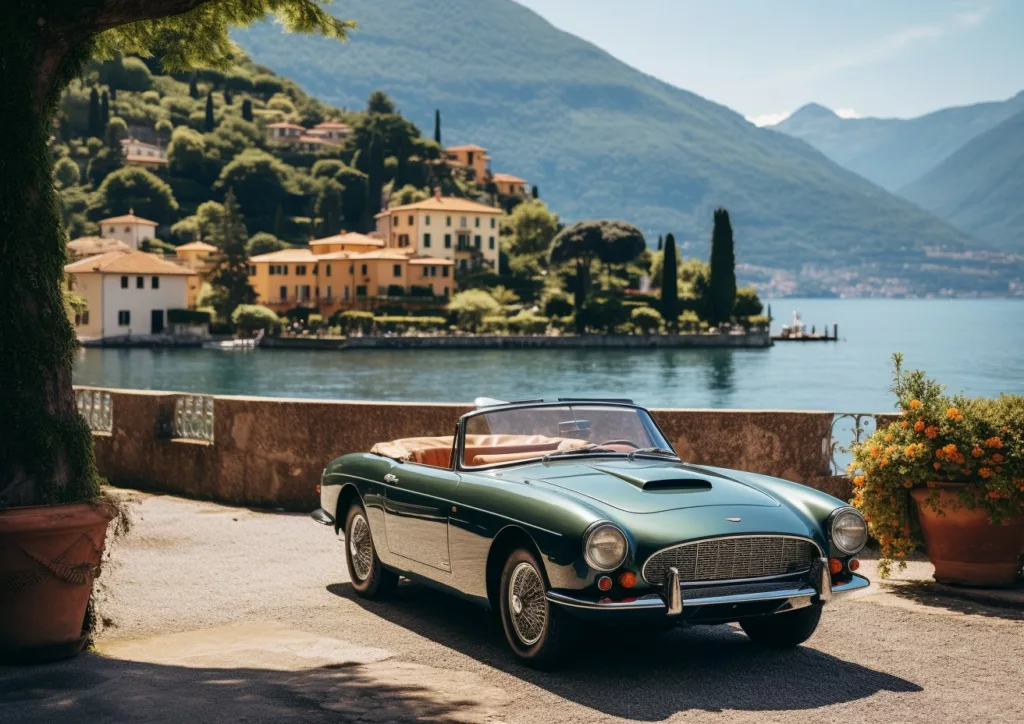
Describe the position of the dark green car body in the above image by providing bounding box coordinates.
[314,401,869,625]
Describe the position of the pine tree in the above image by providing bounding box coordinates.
[660,233,680,330]
[87,87,101,138]
[100,90,110,126]
[206,188,255,320]
[204,92,215,132]
[241,98,253,122]
[224,87,233,105]
[189,74,199,99]
[433,109,441,145]
[109,86,117,101]
[708,208,737,327]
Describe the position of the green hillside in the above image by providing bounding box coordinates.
[230,0,1009,294]
[774,93,1024,192]
[900,110,1024,252]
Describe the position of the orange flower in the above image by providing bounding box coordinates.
[978,467,993,479]
[914,420,925,433]
[885,433,894,443]
[933,462,942,470]
[903,479,913,488]
[852,475,865,487]
[946,407,963,421]
[985,437,1003,449]
[901,420,910,429]
[935,449,945,459]
[986,491,1001,500]
[972,447,984,458]
[943,444,958,455]
[880,458,889,468]
[905,444,919,457]
[925,426,938,439]
[992,453,1004,463]
[909,400,921,409]
[869,445,879,459]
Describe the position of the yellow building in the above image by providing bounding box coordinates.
[374,190,503,273]
[444,144,491,181]
[175,241,218,308]
[491,172,528,196]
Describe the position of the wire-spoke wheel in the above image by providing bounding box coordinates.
[498,547,578,668]
[508,562,547,646]
[344,502,398,599]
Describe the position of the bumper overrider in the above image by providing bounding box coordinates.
[547,557,870,623]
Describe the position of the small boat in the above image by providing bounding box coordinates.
[203,330,263,350]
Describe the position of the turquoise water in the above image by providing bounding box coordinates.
[72,299,1024,413]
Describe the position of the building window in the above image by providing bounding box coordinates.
[82,310,90,325]
[393,264,402,278]
[349,264,354,274]
[422,267,428,277]
[475,217,480,228]
[248,265,256,276]
[279,286,287,300]
[423,233,431,248]
[356,285,367,297]
[393,216,399,227]
[121,275,128,288]
[344,286,350,301]
[425,215,431,226]
[398,234,410,247]
[408,215,414,225]
[117,310,130,326]
[460,216,467,228]
[444,234,451,249]
[446,216,451,227]
[431,266,438,277]
[489,236,495,250]
[269,265,276,275]
[442,267,449,278]
[491,218,497,228]
[326,264,332,277]
[474,235,481,249]
[124,226,131,233]
[107,226,115,235]
[361,264,368,275]
[136,276,144,289]
[152,276,160,289]
[296,265,307,276]
[326,285,332,300]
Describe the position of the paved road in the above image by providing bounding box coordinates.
[3,491,1022,723]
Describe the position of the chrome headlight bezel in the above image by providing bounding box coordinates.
[583,521,628,572]
[829,507,868,555]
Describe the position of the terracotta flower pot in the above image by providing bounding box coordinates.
[911,486,1024,587]
[0,502,115,663]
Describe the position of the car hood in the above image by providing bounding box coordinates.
[493,458,781,514]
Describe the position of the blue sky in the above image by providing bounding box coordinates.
[514,0,1023,124]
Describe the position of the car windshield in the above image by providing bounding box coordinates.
[460,404,673,468]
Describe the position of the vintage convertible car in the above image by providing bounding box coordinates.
[312,398,869,667]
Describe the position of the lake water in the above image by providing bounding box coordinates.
[72,299,1024,413]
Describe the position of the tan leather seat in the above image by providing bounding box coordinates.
[369,434,589,469]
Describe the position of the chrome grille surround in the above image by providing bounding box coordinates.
[642,535,823,586]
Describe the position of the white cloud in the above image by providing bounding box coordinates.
[834,108,861,119]
[746,111,792,127]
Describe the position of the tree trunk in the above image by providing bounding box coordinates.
[1,14,100,507]
[573,259,589,335]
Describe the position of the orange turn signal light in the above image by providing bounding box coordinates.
[597,576,612,591]
[829,558,843,575]
[618,572,637,589]
[849,558,860,572]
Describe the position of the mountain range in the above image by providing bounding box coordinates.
[233,0,1020,295]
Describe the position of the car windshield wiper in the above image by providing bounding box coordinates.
[542,445,619,462]
[627,447,679,461]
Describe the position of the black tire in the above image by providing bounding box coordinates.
[740,604,822,648]
[344,502,398,599]
[498,548,577,668]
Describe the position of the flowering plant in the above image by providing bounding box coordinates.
[849,354,1024,576]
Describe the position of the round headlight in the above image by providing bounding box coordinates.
[584,523,628,571]
[831,508,868,555]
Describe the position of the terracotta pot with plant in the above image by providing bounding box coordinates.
[849,354,1024,587]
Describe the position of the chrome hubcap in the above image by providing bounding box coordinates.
[508,562,546,646]
[348,513,373,581]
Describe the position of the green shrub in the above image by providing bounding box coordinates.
[508,310,549,334]
[167,309,212,325]
[231,304,280,334]
[480,315,509,334]
[630,305,662,334]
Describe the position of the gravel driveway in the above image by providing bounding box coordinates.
[2,490,1022,723]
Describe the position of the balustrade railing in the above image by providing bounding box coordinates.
[173,395,215,442]
[75,388,112,433]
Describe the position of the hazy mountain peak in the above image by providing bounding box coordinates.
[788,103,838,122]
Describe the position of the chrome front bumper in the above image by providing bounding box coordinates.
[547,559,869,615]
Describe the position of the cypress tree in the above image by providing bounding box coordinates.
[531,185,539,199]
[87,87,101,138]
[189,74,199,99]
[660,233,680,330]
[100,90,110,126]
[109,86,117,101]
[224,87,233,105]
[708,208,737,327]
[433,109,441,145]
[241,98,253,122]
[204,92,215,132]
[657,234,663,252]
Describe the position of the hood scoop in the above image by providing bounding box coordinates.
[586,463,715,493]
[640,478,713,492]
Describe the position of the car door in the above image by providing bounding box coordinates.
[382,462,459,573]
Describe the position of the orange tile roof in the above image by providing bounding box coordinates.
[445,144,489,152]
[99,212,159,226]
[267,122,306,130]
[379,196,503,216]
[248,247,318,263]
[349,250,418,261]
[176,241,218,252]
[309,232,384,248]
[315,121,351,129]
[491,172,526,184]
[64,251,194,275]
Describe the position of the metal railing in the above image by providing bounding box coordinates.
[173,395,215,442]
[825,413,878,476]
[76,388,112,433]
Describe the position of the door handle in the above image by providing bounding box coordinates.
[384,473,399,484]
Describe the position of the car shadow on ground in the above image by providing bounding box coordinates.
[327,580,922,720]
[0,654,485,723]
[882,582,1024,621]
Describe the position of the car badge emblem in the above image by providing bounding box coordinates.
[726,517,742,522]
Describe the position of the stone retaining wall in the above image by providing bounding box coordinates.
[83,387,850,511]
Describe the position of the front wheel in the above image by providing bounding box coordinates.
[740,603,822,647]
[498,548,577,668]
[344,503,398,599]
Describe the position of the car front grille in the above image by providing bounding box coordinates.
[642,536,820,585]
